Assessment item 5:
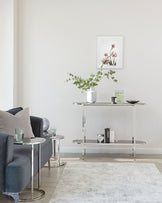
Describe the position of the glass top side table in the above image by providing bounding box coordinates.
[48,134,65,167]
[14,137,45,201]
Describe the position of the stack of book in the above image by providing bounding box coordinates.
[104,128,117,143]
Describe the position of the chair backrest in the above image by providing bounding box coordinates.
[7,107,23,115]
[0,134,14,192]
[30,116,43,137]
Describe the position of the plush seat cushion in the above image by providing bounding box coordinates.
[0,108,34,138]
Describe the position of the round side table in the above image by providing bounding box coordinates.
[14,137,45,201]
[50,135,66,167]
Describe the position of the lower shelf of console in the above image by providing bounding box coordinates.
[73,139,146,146]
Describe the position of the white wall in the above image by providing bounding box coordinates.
[0,0,14,110]
[18,0,162,153]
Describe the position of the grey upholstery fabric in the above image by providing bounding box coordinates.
[5,154,31,192]
[13,137,52,172]
[0,134,14,192]
[7,107,23,115]
[5,137,52,192]
[30,116,43,137]
[40,137,52,167]
[0,108,52,194]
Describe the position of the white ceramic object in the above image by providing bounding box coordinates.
[86,87,96,103]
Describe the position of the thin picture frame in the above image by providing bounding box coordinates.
[97,36,123,69]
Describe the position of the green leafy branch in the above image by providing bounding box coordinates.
[67,65,117,93]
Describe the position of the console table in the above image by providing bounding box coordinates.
[73,102,146,159]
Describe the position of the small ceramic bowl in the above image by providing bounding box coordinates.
[126,100,139,104]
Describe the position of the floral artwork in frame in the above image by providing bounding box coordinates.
[97,36,123,69]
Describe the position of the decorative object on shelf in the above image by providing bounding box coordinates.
[111,96,117,104]
[105,128,110,143]
[114,131,118,142]
[126,100,139,104]
[110,130,115,143]
[115,90,124,103]
[97,134,104,143]
[87,87,96,103]
[105,128,117,143]
[67,54,118,103]
[97,36,123,69]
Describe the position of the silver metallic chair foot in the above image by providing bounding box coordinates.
[3,192,19,203]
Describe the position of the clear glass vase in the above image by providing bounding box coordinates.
[86,87,96,103]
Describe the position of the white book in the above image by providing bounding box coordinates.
[110,130,115,143]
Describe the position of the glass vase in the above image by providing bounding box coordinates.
[86,87,96,103]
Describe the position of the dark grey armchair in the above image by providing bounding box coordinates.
[0,107,52,203]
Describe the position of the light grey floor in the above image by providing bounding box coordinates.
[1,153,162,203]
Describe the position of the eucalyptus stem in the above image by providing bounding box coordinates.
[67,65,117,93]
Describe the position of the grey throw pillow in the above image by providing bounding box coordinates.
[0,108,34,138]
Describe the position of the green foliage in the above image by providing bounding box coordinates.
[67,65,118,93]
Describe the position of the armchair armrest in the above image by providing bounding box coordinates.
[0,133,14,192]
[30,116,43,137]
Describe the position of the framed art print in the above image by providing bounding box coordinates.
[97,36,123,69]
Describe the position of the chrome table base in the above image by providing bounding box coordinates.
[19,188,45,202]
[18,138,46,202]
[48,135,66,168]
[49,158,66,168]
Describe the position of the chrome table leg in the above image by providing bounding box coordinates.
[82,106,86,159]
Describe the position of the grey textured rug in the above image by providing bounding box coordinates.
[50,162,162,203]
